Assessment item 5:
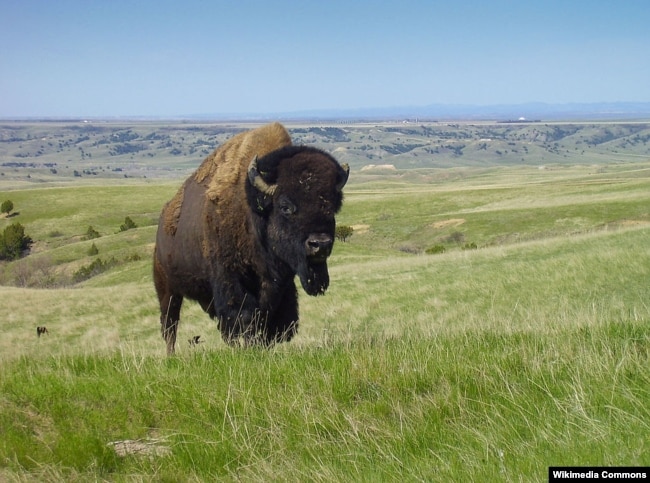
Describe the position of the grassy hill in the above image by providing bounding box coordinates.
[0,133,649,480]
[2,121,650,187]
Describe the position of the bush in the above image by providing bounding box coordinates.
[446,231,465,244]
[397,244,420,254]
[83,226,101,240]
[0,222,32,260]
[119,216,137,232]
[87,243,99,256]
[335,225,354,242]
[10,256,59,288]
[1,199,14,216]
[425,244,446,255]
[72,257,118,283]
[462,242,478,250]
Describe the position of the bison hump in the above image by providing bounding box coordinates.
[195,123,292,190]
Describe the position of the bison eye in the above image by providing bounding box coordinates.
[278,197,297,217]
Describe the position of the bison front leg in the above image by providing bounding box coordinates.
[212,284,264,346]
[160,293,183,356]
[263,283,299,345]
[217,305,260,346]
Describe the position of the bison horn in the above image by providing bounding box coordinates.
[336,163,350,192]
[248,155,277,195]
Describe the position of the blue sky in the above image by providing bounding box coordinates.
[1,0,649,117]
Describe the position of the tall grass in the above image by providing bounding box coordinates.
[1,320,647,481]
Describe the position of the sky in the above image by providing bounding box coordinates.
[1,0,649,118]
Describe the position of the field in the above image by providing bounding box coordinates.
[1,122,649,481]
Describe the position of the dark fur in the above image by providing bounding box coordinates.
[153,123,348,354]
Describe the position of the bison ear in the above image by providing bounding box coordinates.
[336,163,350,192]
[248,155,277,195]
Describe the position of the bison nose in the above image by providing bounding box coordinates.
[305,234,333,259]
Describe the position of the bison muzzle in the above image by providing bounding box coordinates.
[153,122,349,354]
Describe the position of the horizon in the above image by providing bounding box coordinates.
[3,101,650,123]
[2,1,649,118]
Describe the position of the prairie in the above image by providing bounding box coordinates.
[0,127,649,480]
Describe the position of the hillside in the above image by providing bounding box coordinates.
[1,121,650,189]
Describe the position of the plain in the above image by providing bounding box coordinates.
[0,135,649,481]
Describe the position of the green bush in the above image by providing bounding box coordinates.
[425,244,446,255]
[83,226,101,240]
[336,225,354,242]
[0,222,32,260]
[1,199,14,216]
[72,257,117,283]
[119,216,137,232]
[87,243,99,256]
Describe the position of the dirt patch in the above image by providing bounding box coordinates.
[615,220,650,227]
[351,224,370,234]
[431,218,466,229]
[360,164,396,171]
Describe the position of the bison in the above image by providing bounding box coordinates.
[154,122,349,354]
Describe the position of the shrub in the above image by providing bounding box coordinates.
[1,199,14,216]
[87,243,99,256]
[119,216,137,232]
[0,222,33,260]
[10,256,59,288]
[72,257,118,283]
[462,242,478,250]
[446,231,465,244]
[336,225,354,242]
[425,244,446,255]
[83,226,101,240]
[397,244,420,254]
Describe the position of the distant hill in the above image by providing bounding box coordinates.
[2,120,650,185]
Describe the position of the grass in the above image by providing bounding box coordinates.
[1,321,647,481]
[0,157,649,480]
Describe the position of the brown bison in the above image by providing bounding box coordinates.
[154,123,349,354]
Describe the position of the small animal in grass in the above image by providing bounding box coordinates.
[37,326,49,337]
[188,335,203,347]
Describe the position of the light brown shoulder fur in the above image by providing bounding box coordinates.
[194,123,292,201]
[162,123,291,239]
[162,183,185,236]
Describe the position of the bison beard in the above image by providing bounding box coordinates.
[153,123,348,355]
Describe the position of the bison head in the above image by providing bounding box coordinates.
[247,146,349,296]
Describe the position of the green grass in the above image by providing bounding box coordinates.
[1,160,649,480]
[1,321,648,481]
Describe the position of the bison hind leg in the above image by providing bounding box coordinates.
[160,293,183,356]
